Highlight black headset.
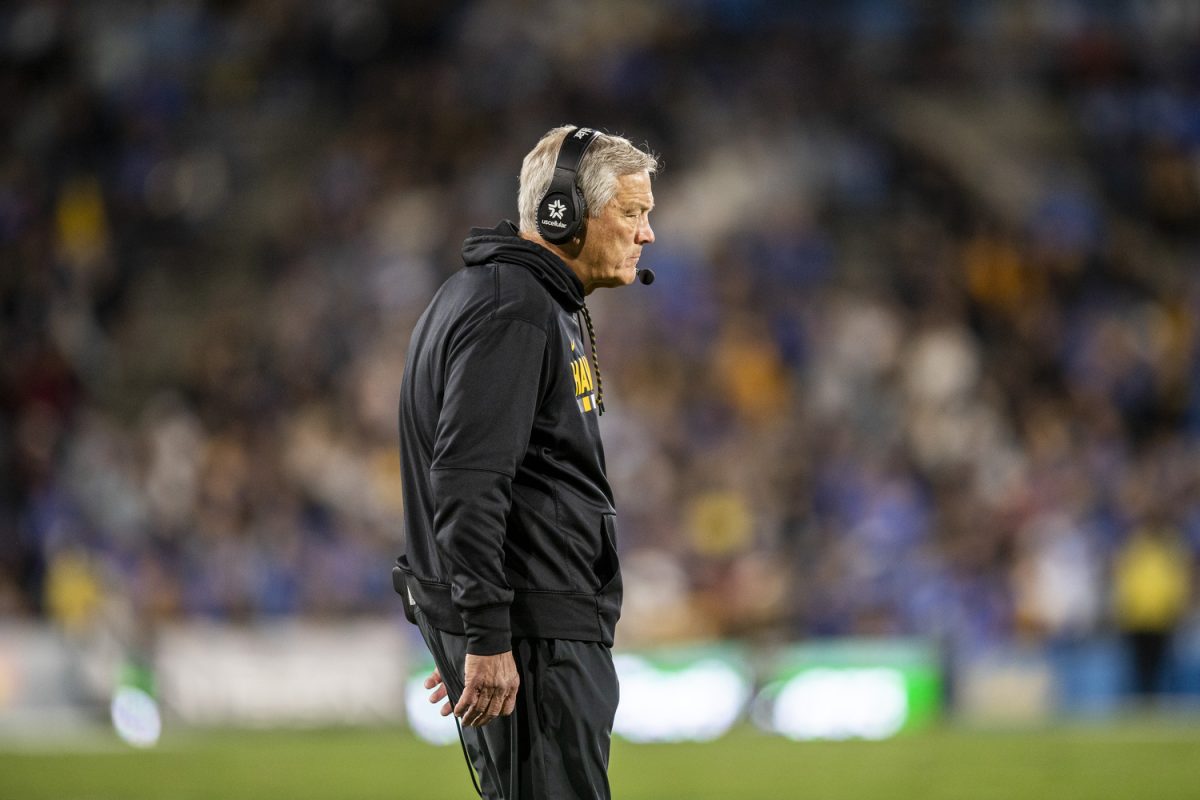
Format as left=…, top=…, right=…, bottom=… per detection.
left=536, top=126, right=601, bottom=244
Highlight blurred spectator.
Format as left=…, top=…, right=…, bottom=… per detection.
left=1113, top=520, right=1192, bottom=696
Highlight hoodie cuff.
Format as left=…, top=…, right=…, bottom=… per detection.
left=462, top=604, right=512, bottom=655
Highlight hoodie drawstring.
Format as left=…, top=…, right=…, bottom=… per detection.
left=579, top=303, right=605, bottom=416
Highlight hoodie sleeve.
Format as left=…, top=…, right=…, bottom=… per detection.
left=430, top=314, right=547, bottom=655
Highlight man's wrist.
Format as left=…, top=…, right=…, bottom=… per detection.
left=461, top=603, right=512, bottom=655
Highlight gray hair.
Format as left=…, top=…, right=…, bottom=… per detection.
left=518, top=125, right=659, bottom=236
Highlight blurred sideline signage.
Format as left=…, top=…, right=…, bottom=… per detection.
left=955, top=646, right=1054, bottom=723
left=0, top=624, right=96, bottom=735
left=612, top=644, right=753, bottom=743
left=156, top=621, right=407, bottom=726
left=1, top=624, right=941, bottom=740
left=753, top=639, right=942, bottom=740
left=27, top=624, right=1200, bottom=740
left=408, top=639, right=940, bottom=746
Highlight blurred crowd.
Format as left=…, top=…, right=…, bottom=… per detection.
left=2, top=1, right=1199, bottom=682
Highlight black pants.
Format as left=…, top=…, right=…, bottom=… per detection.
left=1127, top=630, right=1170, bottom=696
left=419, top=618, right=619, bottom=800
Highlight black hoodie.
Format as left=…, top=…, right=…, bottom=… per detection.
left=394, top=221, right=621, bottom=655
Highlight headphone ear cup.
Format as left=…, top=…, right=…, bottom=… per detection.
left=570, top=183, right=587, bottom=238
left=537, top=190, right=576, bottom=243
left=535, top=126, right=599, bottom=244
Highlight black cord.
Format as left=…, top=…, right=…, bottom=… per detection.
left=508, top=712, right=518, bottom=799
left=579, top=303, right=605, bottom=415
left=453, top=715, right=484, bottom=797
left=414, top=609, right=490, bottom=797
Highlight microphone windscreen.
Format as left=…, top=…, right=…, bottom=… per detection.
left=638, top=267, right=656, bottom=285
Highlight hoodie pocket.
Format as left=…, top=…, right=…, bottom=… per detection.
left=597, top=513, right=620, bottom=588
left=505, top=482, right=565, bottom=589
left=595, top=513, right=623, bottom=637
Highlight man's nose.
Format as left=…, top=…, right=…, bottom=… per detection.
left=636, top=219, right=654, bottom=245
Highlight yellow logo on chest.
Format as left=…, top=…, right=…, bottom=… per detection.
left=570, top=342, right=596, bottom=413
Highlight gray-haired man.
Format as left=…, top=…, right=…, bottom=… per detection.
left=394, top=125, right=657, bottom=798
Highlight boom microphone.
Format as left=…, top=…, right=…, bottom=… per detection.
left=635, top=267, right=656, bottom=285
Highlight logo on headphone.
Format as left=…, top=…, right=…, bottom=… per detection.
left=547, top=199, right=567, bottom=220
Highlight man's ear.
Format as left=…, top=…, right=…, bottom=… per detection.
left=562, top=216, right=587, bottom=257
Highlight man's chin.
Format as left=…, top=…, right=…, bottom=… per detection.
left=598, top=269, right=636, bottom=289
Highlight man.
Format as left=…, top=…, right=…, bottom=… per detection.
left=1113, top=519, right=1192, bottom=697
left=394, top=125, right=657, bottom=799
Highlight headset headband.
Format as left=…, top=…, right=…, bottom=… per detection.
left=556, top=127, right=600, bottom=176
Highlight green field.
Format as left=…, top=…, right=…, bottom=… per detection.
left=3, top=722, right=1200, bottom=799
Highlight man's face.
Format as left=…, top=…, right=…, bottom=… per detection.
left=577, top=171, right=655, bottom=293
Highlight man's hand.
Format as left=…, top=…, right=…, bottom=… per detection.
left=424, top=651, right=520, bottom=728
left=424, top=669, right=453, bottom=717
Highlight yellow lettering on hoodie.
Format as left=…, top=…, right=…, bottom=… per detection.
left=569, top=342, right=597, bottom=414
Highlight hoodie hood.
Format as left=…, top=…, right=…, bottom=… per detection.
left=461, top=220, right=585, bottom=311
